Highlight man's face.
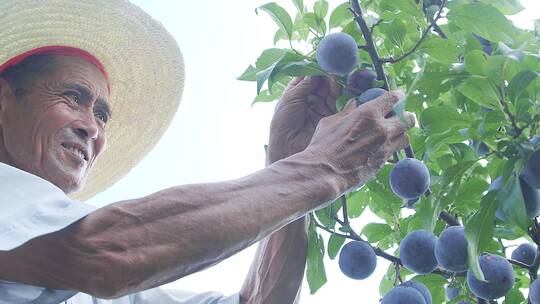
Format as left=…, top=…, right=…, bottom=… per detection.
left=0, top=55, right=110, bottom=194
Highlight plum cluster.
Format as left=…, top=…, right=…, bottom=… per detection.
left=316, top=32, right=385, bottom=106
left=393, top=226, right=516, bottom=301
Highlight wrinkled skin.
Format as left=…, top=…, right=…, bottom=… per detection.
left=0, top=55, right=110, bottom=194
left=267, top=76, right=341, bottom=164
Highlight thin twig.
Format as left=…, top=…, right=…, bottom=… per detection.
left=380, top=0, right=447, bottom=64
left=370, top=19, right=383, bottom=33
left=348, top=0, right=389, bottom=90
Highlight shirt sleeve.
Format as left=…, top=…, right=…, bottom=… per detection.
left=0, top=162, right=97, bottom=251
left=126, top=287, right=240, bottom=304
left=64, top=287, right=240, bottom=304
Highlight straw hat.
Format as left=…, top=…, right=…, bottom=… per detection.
left=0, top=0, right=185, bottom=201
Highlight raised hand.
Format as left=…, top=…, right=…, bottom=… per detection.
left=266, top=76, right=341, bottom=164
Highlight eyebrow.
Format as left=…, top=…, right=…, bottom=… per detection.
left=61, top=83, right=112, bottom=119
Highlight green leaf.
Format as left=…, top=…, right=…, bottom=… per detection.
left=256, top=62, right=279, bottom=94
left=303, top=12, right=326, bottom=35
left=447, top=2, right=515, bottom=44
left=280, top=61, right=326, bottom=77
left=378, top=19, right=407, bottom=48
left=507, top=70, right=539, bottom=103
left=314, top=0, right=329, bottom=20
left=465, top=192, right=497, bottom=281
left=497, top=173, right=528, bottom=231
left=329, top=2, right=352, bottom=29
left=362, top=223, right=393, bottom=243
left=411, top=275, right=447, bottom=304
left=420, top=106, right=472, bottom=135
left=345, top=189, right=369, bottom=218
left=307, top=216, right=327, bottom=294
left=478, top=0, right=525, bottom=15
left=256, top=3, right=294, bottom=41
left=256, top=48, right=287, bottom=70
left=292, top=0, right=304, bottom=13
left=418, top=36, right=462, bottom=64
left=315, top=199, right=341, bottom=229
left=464, top=50, right=488, bottom=75
left=238, top=65, right=257, bottom=81
left=327, top=233, right=346, bottom=260
left=457, top=77, right=500, bottom=108
left=503, top=286, right=526, bottom=303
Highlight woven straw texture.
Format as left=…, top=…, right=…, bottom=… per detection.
left=0, top=0, right=185, bottom=201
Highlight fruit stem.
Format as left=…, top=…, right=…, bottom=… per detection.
left=340, top=195, right=350, bottom=226
left=527, top=219, right=540, bottom=280
left=439, top=211, right=460, bottom=226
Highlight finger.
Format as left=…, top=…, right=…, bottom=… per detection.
left=286, top=76, right=306, bottom=90
left=368, top=91, right=405, bottom=117
left=385, top=112, right=416, bottom=138
left=341, top=98, right=357, bottom=113
left=293, top=76, right=323, bottom=92
left=386, top=134, right=410, bottom=154
left=325, top=77, right=342, bottom=113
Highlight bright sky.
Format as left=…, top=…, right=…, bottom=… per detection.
left=86, top=1, right=539, bottom=302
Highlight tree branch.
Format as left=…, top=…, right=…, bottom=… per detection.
left=348, top=0, right=388, bottom=91
left=380, top=0, right=447, bottom=64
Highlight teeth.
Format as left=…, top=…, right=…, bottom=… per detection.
left=63, top=144, right=86, bottom=161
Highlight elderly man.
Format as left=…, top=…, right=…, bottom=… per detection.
left=0, top=0, right=414, bottom=303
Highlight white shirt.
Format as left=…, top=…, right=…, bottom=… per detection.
left=0, top=162, right=240, bottom=304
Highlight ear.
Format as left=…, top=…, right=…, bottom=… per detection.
left=0, top=77, right=16, bottom=125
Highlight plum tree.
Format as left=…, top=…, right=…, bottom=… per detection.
left=390, top=158, right=430, bottom=200
left=435, top=226, right=468, bottom=272
left=399, top=230, right=438, bottom=274
left=316, top=32, right=358, bottom=76
left=243, top=0, right=540, bottom=301
left=466, top=254, right=515, bottom=300
left=530, top=279, right=540, bottom=304
left=399, top=280, right=432, bottom=304
left=470, top=140, right=489, bottom=156
left=338, top=241, right=377, bottom=280
left=347, top=69, right=376, bottom=95
left=522, top=150, right=540, bottom=189
left=381, top=286, right=426, bottom=304
left=489, top=176, right=540, bottom=220
left=511, top=243, right=537, bottom=265
left=356, top=87, right=387, bottom=106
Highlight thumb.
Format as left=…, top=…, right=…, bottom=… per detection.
left=291, top=76, right=323, bottom=93
left=341, top=98, right=357, bottom=113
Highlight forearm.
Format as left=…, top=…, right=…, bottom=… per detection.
left=0, top=151, right=346, bottom=298
left=239, top=217, right=307, bottom=304
left=239, top=144, right=311, bottom=304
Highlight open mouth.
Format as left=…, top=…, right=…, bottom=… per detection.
left=61, top=143, right=89, bottom=162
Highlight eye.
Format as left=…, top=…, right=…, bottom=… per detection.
left=64, top=91, right=81, bottom=104
left=94, top=110, right=109, bottom=125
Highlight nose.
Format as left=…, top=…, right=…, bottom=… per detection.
left=73, top=115, right=100, bottom=141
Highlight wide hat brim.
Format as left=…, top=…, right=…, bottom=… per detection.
left=0, top=0, right=185, bottom=201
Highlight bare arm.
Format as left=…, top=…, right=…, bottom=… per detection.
left=0, top=90, right=413, bottom=299
left=0, top=151, right=346, bottom=299
left=240, top=77, right=341, bottom=304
